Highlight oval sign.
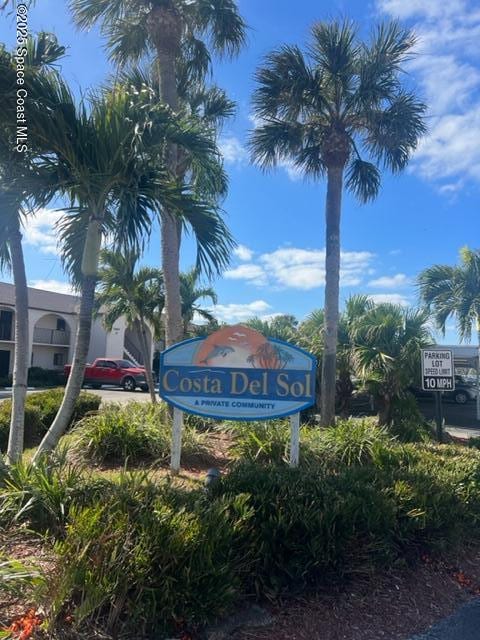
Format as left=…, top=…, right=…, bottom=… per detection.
left=159, top=325, right=316, bottom=420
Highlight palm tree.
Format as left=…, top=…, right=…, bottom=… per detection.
left=0, top=34, right=66, bottom=463
left=249, top=21, right=426, bottom=426
left=0, top=57, right=231, bottom=458
left=418, top=247, right=480, bottom=419
left=336, top=295, right=375, bottom=416
left=245, top=315, right=298, bottom=342
left=351, top=303, right=431, bottom=425
left=69, top=0, right=246, bottom=348
left=180, top=268, right=217, bottom=337
left=96, top=249, right=164, bottom=403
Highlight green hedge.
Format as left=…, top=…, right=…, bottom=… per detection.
left=0, top=368, right=65, bottom=389
left=0, top=389, right=101, bottom=450
left=2, top=424, right=480, bottom=636
left=72, top=402, right=211, bottom=465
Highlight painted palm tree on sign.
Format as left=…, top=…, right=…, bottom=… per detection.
left=96, top=250, right=163, bottom=403
left=70, top=0, right=246, bottom=348
left=418, top=247, right=480, bottom=419
left=249, top=21, right=426, bottom=426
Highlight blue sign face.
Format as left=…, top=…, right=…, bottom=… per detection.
left=159, top=325, right=316, bottom=420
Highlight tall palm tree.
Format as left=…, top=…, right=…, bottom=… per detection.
left=351, top=303, right=431, bottom=425
left=70, top=0, right=246, bottom=348
left=96, top=249, right=163, bottom=403
left=249, top=21, right=426, bottom=426
left=0, top=34, right=66, bottom=463
left=418, top=247, right=480, bottom=419
left=0, top=58, right=231, bottom=458
left=180, top=268, right=217, bottom=337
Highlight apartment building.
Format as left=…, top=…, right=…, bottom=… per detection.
left=0, top=282, right=154, bottom=377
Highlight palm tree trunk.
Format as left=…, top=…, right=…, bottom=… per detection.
left=320, top=166, right=343, bottom=427
left=477, top=323, right=480, bottom=421
left=136, top=317, right=157, bottom=404
left=33, top=217, right=102, bottom=460
left=377, top=394, right=392, bottom=426
left=6, top=226, right=29, bottom=464
left=151, top=9, right=184, bottom=349
left=161, top=211, right=184, bottom=347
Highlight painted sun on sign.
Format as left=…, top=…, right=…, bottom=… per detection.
left=195, top=326, right=294, bottom=369
left=159, top=324, right=316, bottom=421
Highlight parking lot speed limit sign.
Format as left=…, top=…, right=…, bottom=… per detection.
left=421, top=349, right=455, bottom=391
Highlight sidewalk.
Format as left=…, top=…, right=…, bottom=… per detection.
left=411, top=599, right=480, bottom=639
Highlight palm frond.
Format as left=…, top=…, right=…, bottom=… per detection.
left=345, top=158, right=381, bottom=202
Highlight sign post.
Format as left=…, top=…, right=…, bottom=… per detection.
left=421, top=349, right=455, bottom=443
left=289, top=413, right=300, bottom=467
left=170, top=407, right=183, bottom=474
left=159, top=325, right=316, bottom=472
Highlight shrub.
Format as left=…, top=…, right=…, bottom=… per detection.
left=227, top=417, right=392, bottom=467
left=306, top=418, right=390, bottom=466
left=226, top=419, right=292, bottom=463
left=0, top=374, right=12, bottom=388
left=4, top=438, right=480, bottom=635
left=389, top=394, right=433, bottom=443
left=0, top=453, right=109, bottom=535
left=0, top=389, right=101, bottom=451
left=49, top=476, right=252, bottom=634
left=72, top=402, right=211, bottom=465
left=27, top=367, right=65, bottom=388
left=0, top=403, right=44, bottom=449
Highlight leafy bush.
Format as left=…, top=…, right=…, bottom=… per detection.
left=0, top=389, right=101, bottom=451
left=48, top=475, right=252, bottom=634
left=0, top=374, right=12, bottom=388
left=0, top=454, right=108, bottom=535
left=227, top=417, right=391, bottom=467
left=390, top=394, right=433, bottom=442
left=0, top=403, right=44, bottom=449
left=27, top=367, right=65, bottom=388
left=72, top=402, right=211, bottom=465
left=226, top=419, right=292, bottom=463
left=3, top=437, right=480, bottom=635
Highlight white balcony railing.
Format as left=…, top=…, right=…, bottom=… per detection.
left=33, top=327, right=70, bottom=345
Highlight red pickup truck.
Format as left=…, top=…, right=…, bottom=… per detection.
left=64, top=358, right=149, bottom=392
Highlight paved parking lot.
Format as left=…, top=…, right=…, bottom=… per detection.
left=86, top=386, right=152, bottom=405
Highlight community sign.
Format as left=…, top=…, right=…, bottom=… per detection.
left=421, top=348, right=455, bottom=391
left=159, top=325, right=316, bottom=420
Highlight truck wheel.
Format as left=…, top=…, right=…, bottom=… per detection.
left=123, top=377, right=136, bottom=392
left=454, top=390, right=468, bottom=404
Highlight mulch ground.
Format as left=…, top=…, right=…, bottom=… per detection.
left=232, top=547, right=480, bottom=640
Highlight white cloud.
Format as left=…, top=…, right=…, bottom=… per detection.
left=29, top=279, right=75, bottom=295
left=233, top=244, right=254, bottom=261
left=379, top=0, right=465, bottom=21
left=259, top=248, right=375, bottom=290
left=211, top=300, right=272, bottom=323
left=378, top=0, right=480, bottom=188
left=23, top=208, right=62, bottom=255
left=219, top=135, right=248, bottom=165
left=368, top=293, right=410, bottom=307
left=368, top=273, right=410, bottom=288
left=224, top=263, right=267, bottom=285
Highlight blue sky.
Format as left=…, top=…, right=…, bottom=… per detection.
left=1, top=0, right=479, bottom=343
